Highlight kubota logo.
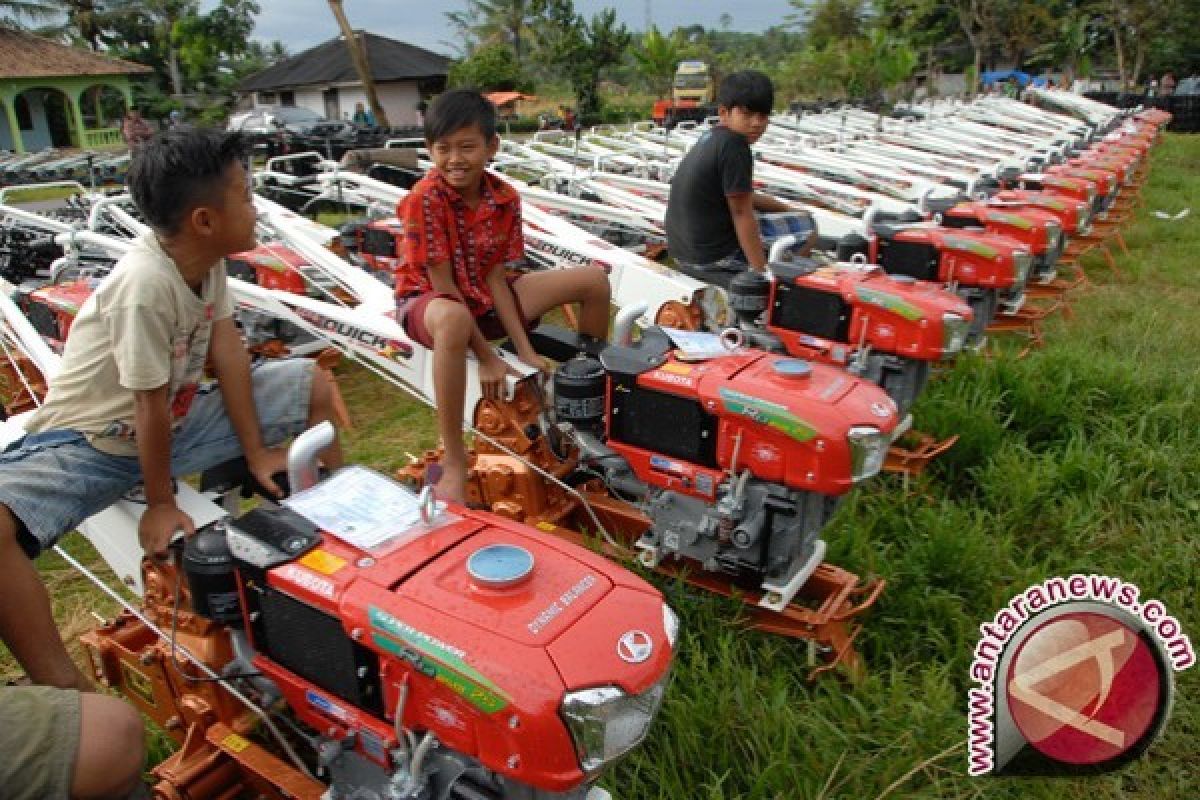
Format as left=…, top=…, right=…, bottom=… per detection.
left=617, top=630, right=654, bottom=664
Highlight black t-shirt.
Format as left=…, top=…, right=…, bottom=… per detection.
left=665, top=126, right=754, bottom=265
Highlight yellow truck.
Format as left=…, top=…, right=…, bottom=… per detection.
left=653, top=61, right=718, bottom=127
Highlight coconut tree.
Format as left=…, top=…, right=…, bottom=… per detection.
left=327, top=0, right=389, bottom=127
left=631, top=26, right=681, bottom=100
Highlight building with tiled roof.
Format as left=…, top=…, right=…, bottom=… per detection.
left=236, top=32, right=449, bottom=127
left=0, top=27, right=152, bottom=153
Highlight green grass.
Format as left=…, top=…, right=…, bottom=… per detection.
left=4, top=135, right=1198, bottom=798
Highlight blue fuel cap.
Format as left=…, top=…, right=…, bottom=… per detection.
left=773, top=358, right=813, bottom=378
left=467, top=544, right=534, bottom=588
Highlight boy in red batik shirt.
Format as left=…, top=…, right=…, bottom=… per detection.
left=395, top=90, right=611, bottom=503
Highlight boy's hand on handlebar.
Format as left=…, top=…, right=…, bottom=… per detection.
left=247, top=446, right=289, bottom=498
left=516, top=346, right=552, bottom=375
left=478, top=354, right=509, bottom=401
left=139, top=503, right=195, bottom=561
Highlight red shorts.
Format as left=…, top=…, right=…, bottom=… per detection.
left=397, top=275, right=540, bottom=349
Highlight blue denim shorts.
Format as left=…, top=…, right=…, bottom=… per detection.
left=0, top=358, right=314, bottom=558
left=681, top=211, right=817, bottom=272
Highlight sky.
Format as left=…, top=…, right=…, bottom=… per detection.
left=199, top=0, right=791, bottom=57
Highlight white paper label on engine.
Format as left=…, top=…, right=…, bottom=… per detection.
left=284, top=465, right=451, bottom=550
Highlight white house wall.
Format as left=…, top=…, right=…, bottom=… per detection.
left=252, top=81, right=422, bottom=126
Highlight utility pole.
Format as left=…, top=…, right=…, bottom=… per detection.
left=327, top=0, right=391, bottom=127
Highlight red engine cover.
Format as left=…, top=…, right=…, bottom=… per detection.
left=941, top=203, right=1060, bottom=256
left=607, top=350, right=899, bottom=498
left=988, top=190, right=1089, bottom=234
left=871, top=226, right=1027, bottom=289
left=28, top=279, right=93, bottom=351
left=250, top=509, right=672, bottom=793
left=229, top=244, right=310, bottom=294
left=765, top=264, right=972, bottom=366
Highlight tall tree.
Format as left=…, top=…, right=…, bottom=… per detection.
left=537, top=0, right=630, bottom=117
left=788, top=0, right=868, bottom=49
left=946, top=0, right=998, bottom=94
left=1100, top=0, right=1178, bottom=89
left=456, top=0, right=540, bottom=68
left=327, top=0, right=389, bottom=126
left=631, top=25, right=681, bottom=99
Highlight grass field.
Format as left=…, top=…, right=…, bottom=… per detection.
left=3, top=133, right=1197, bottom=799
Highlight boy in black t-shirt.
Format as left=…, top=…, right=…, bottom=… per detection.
left=665, top=71, right=815, bottom=276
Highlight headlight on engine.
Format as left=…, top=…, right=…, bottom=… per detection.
left=1012, top=251, right=1033, bottom=284
left=847, top=425, right=889, bottom=482
left=561, top=674, right=670, bottom=775
left=1044, top=221, right=1062, bottom=252
left=1076, top=204, right=1090, bottom=233
left=662, top=603, right=679, bottom=648
left=941, top=312, right=970, bottom=357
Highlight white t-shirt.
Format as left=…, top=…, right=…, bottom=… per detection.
left=27, top=233, right=234, bottom=456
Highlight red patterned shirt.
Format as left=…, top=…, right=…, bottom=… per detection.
left=394, top=168, right=524, bottom=317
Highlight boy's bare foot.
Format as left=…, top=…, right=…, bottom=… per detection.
left=431, top=461, right=468, bottom=505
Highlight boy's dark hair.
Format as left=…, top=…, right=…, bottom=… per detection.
left=127, top=128, right=248, bottom=234
left=424, top=89, right=496, bottom=143
left=718, top=71, right=775, bottom=115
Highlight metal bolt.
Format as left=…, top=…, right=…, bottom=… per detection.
left=351, top=627, right=363, bottom=640
left=507, top=754, right=520, bottom=769
left=357, top=557, right=375, bottom=568
left=508, top=715, right=520, bottom=730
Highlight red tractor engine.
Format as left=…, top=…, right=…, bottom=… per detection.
left=724, top=261, right=972, bottom=416
left=936, top=202, right=1065, bottom=284
left=988, top=191, right=1092, bottom=236
left=1043, top=164, right=1119, bottom=211
left=836, top=223, right=1032, bottom=344
left=1014, top=173, right=1100, bottom=216
left=15, top=278, right=91, bottom=353
left=1070, top=150, right=1138, bottom=185
left=529, top=326, right=899, bottom=609
left=348, top=217, right=405, bottom=276
left=83, top=467, right=674, bottom=800
left=227, top=244, right=311, bottom=294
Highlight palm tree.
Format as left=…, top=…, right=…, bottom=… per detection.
left=467, top=0, right=539, bottom=68
left=631, top=26, right=681, bottom=100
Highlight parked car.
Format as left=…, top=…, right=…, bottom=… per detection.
left=227, top=106, right=326, bottom=136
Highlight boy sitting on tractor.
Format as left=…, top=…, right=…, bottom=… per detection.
left=0, top=129, right=343, bottom=797
left=665, top=70, right=816, bottom=276
left=394, top=89, right=611, bottom=504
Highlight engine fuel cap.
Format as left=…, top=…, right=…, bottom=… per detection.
left=773, top=358, right=813, bottom=379
left=467, top=544, right=534, bottom=589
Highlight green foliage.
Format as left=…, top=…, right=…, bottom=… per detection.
left=787, top=0, right=869, bottom=49
left=534, top=0, right=630, bottom=117
left=631, top=26, right=681, bottom=100
left=448, top=42, right=525, bottom=91
left=780, top=25, right=918, bottom=103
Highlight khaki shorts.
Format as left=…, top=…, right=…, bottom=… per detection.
left=0, top=685, right=80, bottom=799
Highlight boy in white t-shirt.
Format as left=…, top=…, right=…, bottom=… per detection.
left=0, top=129, right=343, bottom=797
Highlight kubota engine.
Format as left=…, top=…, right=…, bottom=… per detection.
left=836, top=219, right=1033, bottom=343
left=530, top=327, right=899, bottom=609
left=84, top=465, right=675, bottom=800
left=724, top=261, right=972, bottom=416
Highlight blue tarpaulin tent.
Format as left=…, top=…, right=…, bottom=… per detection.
left=981, top=70, right=1050, bottom=88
